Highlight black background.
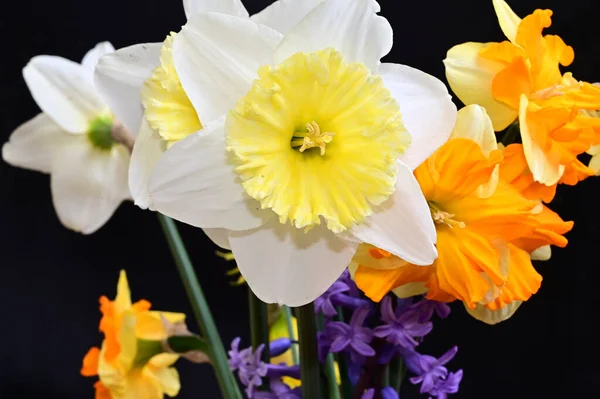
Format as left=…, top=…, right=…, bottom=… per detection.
left=1, top=0, right=599, bottom=398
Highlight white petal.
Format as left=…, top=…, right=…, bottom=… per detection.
left=173, top=13, right=282, bottom=124
left=148, top=118, right=269, bottom=231
left=465, top=301, right=523, bottom=325
left=530, top=245, right=551, bottom=261
left=23, top=56, right=107, bottom=133
left=183, top=0, right=249, bottom=20
left=274, top=0, right=392, bottom=72
left=128, top=116, right=165, bottom=210
left=2, top=113, right=71, bottom=173
left=379, top=63, right=457, bottom=170
left=350, top=161, right=437, bottom=266
left=51, top=139, right=130, bottom=234
left=492, top=0, right=521, bottom=43
left=229, top=220, right=358, bottom=306
left=203, top=228, right=231, bottom=250
left=251, top=0, right=325, bottom=35
left=81, top=42, right=115, bottom=73
left=94, top=43, right=162, bottom=134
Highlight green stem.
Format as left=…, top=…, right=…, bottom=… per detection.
left=381, top=362, right=390, bottom=388
left=389, top=356, right=406, bottom=393
left=296, top=304, right=321, bottom=399
left=283, top=306, right=300, bottom=364
left=157, top=214, right=242, bottom=399
left=249, top=288, right=270, bottom=364
left=335, top=308, right=354, bottom=398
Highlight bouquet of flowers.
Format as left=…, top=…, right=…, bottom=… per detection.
left=4, top=0, right=598, bottom=397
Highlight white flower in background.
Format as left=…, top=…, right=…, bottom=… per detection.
left=124, top=0, right=457, bottom=306
left=2, top=42, right=131, bottom=234
left=94, top=0, right=326, bottom=249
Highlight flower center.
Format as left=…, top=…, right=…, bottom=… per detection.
left=87, top=115, right=116, bottom=150
left=142, top=32, right=202, bottom=147
left=226, top=48, right=410, bottom=233
left=290, top=121, right=336, bottom=155
left=429, top=202, right=465, bottom=229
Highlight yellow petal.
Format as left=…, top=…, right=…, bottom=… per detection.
left=148, top=367, right=180, bottom=397
left=148, top=353, right=180, bottom=369
left=97, top=343, right=126, bottom=394
left=464, top=300, right=522, bottom=325
left=492, top=0, right=521, bottom=43
left=118, top=310, right=138, bottom=372
left=519, top=95, right=565, bottom=185
left=115, top=270, right=132, bottom=314
left=450, top=105, right=499, bottom=198
left=135, top=311, right=186, bottom=341
left=444, top=42, right=518, bottom=131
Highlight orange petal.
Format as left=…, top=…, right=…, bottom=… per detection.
left=512, top=204, right=573, bottom=252
left=354, top=263, right=432, bottom=302
left=94, top=381, right=112, bottom=399
left=486, top=245, right=542, bottom=310
left=491, top=56, right=533, bottom=109
left=499, top=144, right=558, bottom=202
left=433, top=230, right=492, bottom=308
left=81, top=347, right=101, bottom=377
left=420, top=138, right=502, bottom=203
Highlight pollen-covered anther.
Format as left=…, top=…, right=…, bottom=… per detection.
left=431, top=209, right=466, bottom=229
left=291, top=121, right=336, bottom=156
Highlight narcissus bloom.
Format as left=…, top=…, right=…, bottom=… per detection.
left=351, top=105, right=573, bottom=324
left=2, top=42, right=131, bottom=234
left=444, top=0, right=600, bottom=195
left=94, top=0, right=326, bottom=249
left=138, top=0, right=456, bottom=305
left=81, top=271, right=186, bottom=399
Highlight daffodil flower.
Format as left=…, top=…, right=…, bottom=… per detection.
left=351, top=105, right=572, bottom=324
left=81, top=271, right=189, bottom=399
left=444, top=0, right=600, bottom=192
left=2, top=42, right=131, bottom=234
left=133, top=0, right=456, bottom=306
left=94, top=0, right=327, bottom=248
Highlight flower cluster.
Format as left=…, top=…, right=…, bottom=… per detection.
left=317, top=271, right=462, bottom=398
left=229, top=338, right=301, bottom=398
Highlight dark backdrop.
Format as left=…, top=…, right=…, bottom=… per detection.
left=1, top=0, right=599, bottom=398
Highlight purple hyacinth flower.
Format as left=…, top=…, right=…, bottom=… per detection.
left=253, top=379, right=302, bottom=399
left=411, top=299, right=451, bottom=323
left=406, top=346, right=459, bottom=394
left=238, top=344, right=269, bottom=397
left=361, top=388, right=375, bottom=399
left=317, top=330, right=332, bottom=363
left=361, top=387, right=399, bottom=399
left=381, top=386, right=400, bottom=399
left=315, top=280, right=350, bottom=317
left=374, top=296, right=433, bottom=348
left=428, top=370, right=463, bottom=399
left=229, top=337, right=252, bottom=371
left=269, top=338, right=294, bottom=358
left=338, top=268, right=362, bottom=297
left=325, top=306, right=375, bottom=364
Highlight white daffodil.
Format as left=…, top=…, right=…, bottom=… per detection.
left=94, top=0, right=325, bottom=249
left=133, top=0, right=457, bottom=306
left=93, top=0, right=325, bottom=210
left=2, top=42, right=131, bottom=234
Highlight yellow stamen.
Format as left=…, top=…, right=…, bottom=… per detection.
left=429, top=203, right=466, bottom=229
left=291, top=121, right=336, bottom=156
